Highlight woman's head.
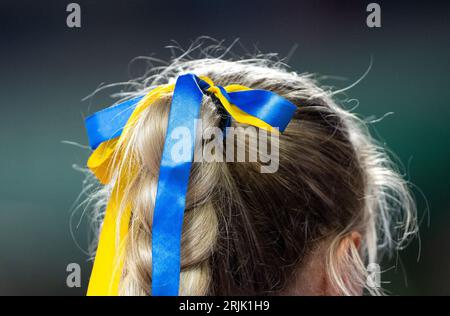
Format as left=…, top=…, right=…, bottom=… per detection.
left=87, top=57, right=416, bottom=296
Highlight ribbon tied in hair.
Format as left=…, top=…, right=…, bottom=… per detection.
left=85, top=74, right=297, bottom=296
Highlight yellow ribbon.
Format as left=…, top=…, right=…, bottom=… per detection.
left=86, top=77, right=273, bottom=295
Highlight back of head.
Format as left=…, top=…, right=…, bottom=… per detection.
left=88, top=57, right=416, bottom=296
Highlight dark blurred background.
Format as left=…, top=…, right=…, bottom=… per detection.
left=0, top=0, right=448, bottom=295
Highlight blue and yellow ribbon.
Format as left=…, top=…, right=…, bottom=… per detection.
left=85, top=74, right=297, bottom=296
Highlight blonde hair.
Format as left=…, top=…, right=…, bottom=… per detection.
left=85, top=53, right=416, bottom=296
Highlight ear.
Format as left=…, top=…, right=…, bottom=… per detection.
left=331, top=231, right=363, bottom=295
left=336, top=232, right=362, bottom=256
left=348, top=231, right=362, bottom=250
left=283, top=232, right=363, bottom=296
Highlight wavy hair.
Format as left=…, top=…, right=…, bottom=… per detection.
left=82, top=43, right=416, bottom=296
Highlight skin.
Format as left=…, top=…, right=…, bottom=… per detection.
left=285, top=232, right=362, bottom=296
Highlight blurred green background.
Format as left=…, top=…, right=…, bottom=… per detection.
left=0, top=0, right=448, bottom=295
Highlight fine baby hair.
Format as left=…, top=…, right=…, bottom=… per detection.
left=82, top=45, right=416, bottom=296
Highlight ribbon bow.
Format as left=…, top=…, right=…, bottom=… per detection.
left=85, top=74, right=297, bottom=296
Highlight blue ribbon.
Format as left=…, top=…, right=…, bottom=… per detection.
left=85, top=78, right=296, bottom=150
left=85, top=74, right=297, bottom=296
left=85, top=95, right=144, bottom=150
left=151, top=74, right=204, bottom=295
